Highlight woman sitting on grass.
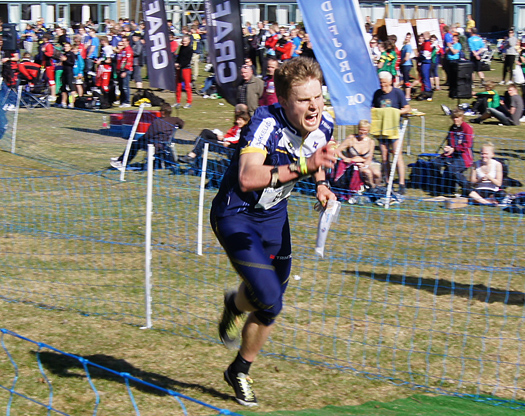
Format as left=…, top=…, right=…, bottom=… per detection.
left=334, top=119, right=381, bottom=190
left=469, top=142, right=506, bottom=205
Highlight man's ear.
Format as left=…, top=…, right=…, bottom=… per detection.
left=278, top=96, right=287, bottom=110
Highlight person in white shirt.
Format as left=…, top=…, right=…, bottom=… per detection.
left=469, top=142, right=505, bottom=205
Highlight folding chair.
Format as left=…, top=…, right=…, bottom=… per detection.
left=18, top=61, right=50, bottom=109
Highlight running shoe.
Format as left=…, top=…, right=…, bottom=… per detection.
left=441, top=104, right=452, bottom=116
left=224, top=366, right=258, bottom=406
left=218, top=290, right=243, bottom=349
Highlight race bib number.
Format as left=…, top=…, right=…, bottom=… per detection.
left=255, top=181, right=296, bottom=210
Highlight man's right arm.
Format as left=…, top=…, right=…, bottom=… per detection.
left=238, top=145, right=336, bottom=193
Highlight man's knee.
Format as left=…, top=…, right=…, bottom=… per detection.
left=253, top=298, right=283, bottom=326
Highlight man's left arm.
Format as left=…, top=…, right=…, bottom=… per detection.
left=313, top=169, right=336, bottom=207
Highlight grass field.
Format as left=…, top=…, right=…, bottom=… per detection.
left=1, top=58, right=525, bottom=415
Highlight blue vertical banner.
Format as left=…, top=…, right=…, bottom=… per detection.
left=204, top=0, right=244, bottom=106
left=297, top=0, right=379, bottom=125
left=142, top=0, right=176, bottom=91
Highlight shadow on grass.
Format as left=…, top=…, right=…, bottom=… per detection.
left=34, top=351, right=231, bottom=402
left=66, top=127, right=124, bottom=137
left=344, top=271, right=525, bottom=305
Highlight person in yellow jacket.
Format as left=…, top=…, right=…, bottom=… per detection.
left=190, top=26, right=202, bottom=83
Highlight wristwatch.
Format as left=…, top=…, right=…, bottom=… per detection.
left=289, top=162, right=300, bottom=173
left=315, top=180, right=331, bottom=191
left=270, top=166, right=280, bottom=188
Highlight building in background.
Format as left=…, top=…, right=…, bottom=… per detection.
left=0, top=0, right=519, bottom=37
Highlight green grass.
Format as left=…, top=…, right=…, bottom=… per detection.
left=1, top=58, right=525, bottom=415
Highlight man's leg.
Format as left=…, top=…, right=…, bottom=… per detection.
left=391, top=139, right=406, bottom=192
left=445, top=157, right=469, bottom=195
left=379, top=139, right=390, bottom=183
left=240, top=312, right=273, bottom=362
left=428, top=157, right=447, bottom=195
left=213, top=214, right=290, bottom=406
left=487, top=108, right=512, bottom=125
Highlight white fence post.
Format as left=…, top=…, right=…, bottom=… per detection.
left=385, top=118, right=409, bottom=209
left=11, top=85, right=22, bottom=154
left=142, top=144, right=154, bottom=329
left=197, top=143, right=209, bottom=256
left=120, top=103, right=145, bottom=181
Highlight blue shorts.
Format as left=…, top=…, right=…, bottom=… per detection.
left=210, top=211, right=291, bottom=326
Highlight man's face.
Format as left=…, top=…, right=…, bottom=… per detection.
left=380, top=78, right=392, bottom=92
left=182, top=37, right=190, bottom=46
left=452, top=115, right=463, bottom=126
left=267, top=61, right=278, bottom=76
left=279, top=78, right=324, bottom=138
left=509, top=87, right=517, bottom=96
left=241, top=66, right=253, bottom=81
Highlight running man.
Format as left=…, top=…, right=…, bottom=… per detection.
left=210, top=57, right=337, bottom=406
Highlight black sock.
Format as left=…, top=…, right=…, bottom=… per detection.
left=226, top=293, right=243, bottom=316
left=230, top=352, right=252, bottom=375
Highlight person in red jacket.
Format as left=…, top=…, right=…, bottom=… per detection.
left=41, top=33, right=56, bottom=101
left=96, top=55, right=113, bottom=107
left=275, top=33, right=294, bottom=61
left=428, top=108, right=474, bottom=196
left=116, top=37, right=134, bottom=107
left=264, top=23, right=279, bottom=58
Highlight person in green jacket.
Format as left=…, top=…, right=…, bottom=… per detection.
left=377, top=40, right=397, bottom=82
left=472, top=81, right=500, bottom=114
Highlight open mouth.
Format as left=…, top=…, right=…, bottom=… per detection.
left=305, top=113, right=318, bottom=126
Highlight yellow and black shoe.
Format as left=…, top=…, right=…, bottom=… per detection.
left=224, top=366, right=258, bottom=406
left=218, top=290, right=243, bottom=349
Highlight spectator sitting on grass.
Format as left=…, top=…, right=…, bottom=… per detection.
left=427, top=108, right=473, bottom=196
left=468, top=142, right=506, bottom=206
left=470, top=84, right=523, bottom=125
left=178, top=104, right=250, bottom=164
left=334, top=119, right=381, bottom=189
left=470, top=81, right=500, bottom=115
left=110, top=103, right=184, bottom=170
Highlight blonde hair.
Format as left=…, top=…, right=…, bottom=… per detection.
left=274, top=57, right=323, bottom=101
left=481, top=142, right=495, bottom=153
left=358, top=120, right=370, bottom=129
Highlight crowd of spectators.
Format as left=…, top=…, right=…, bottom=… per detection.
left=0, top=16, right=207, bottom=110
left=0, top=15, right=523, bottom=203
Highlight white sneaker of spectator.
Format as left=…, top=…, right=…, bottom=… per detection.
left=110, top=159, right=124, bottom=170
left=520, top=116, right=525, bottom=123
left=202, top=95, right=210, bottom=99
left=119, top=103, right=131, bottom=108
